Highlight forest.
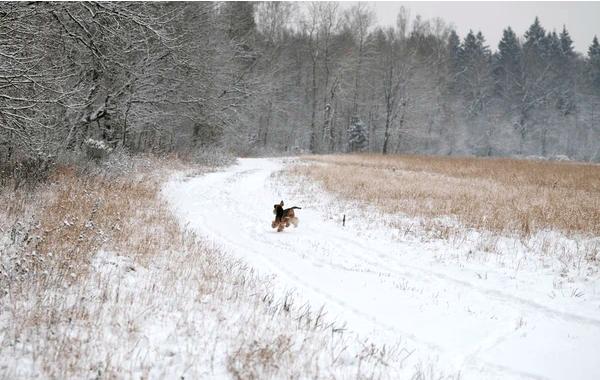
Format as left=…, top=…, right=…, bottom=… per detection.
left=2, top=1, right=600, bottom=182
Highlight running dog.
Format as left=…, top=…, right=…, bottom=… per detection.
left=272, top=200, right=301, bottom=232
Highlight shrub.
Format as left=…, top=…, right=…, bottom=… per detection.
left=84, top=138, right=112, bottom=161
left=0, top=154, right=55, bottom=190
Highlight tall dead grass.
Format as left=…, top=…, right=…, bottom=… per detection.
left=0, top=156, right=187, bottom=291
left=293, top=154, right=600, bottom=237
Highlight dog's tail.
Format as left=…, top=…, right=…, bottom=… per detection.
left=289, top=206, right=302, bottom=210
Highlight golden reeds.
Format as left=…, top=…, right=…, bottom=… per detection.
left=293, top=154, right=600, bottom=237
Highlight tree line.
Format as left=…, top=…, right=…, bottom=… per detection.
left=1, top=2, right=600, bottom=168
left=247, top=3, right=600, bottom=160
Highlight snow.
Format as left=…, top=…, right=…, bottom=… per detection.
left=165, top=157, right=600, bottom=380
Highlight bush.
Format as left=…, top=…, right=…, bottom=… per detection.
left=348, top=117, right=369, bottom=152
left=0, top=154, right=55, bottom=190
left=84, top=138, right=112, bottom=161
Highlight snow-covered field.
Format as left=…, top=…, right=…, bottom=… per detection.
left=165, top=157, right=600, bottom=380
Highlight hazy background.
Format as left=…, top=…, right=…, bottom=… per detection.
left=343, top=1, right=600, bottom=53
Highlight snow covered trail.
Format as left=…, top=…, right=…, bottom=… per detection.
left=165, top=158, right=600, bottom=380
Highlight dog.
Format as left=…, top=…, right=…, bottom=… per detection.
left=272, top=200, right=301, bottom=232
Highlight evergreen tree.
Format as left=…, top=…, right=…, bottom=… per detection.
left=497, top=27, right=521, bottom=69
left=495, top=27, right=522, bottom=98
left=447, top=30, right=462, bottom=73
left=546, top=30, right=561, bottom=60
left=524, top=17, right=546, bottom=49
left=347, top=116, right=368, bottom=152
left=589, top=36, right=600, bottom=92
left=521, top=17, right=552, bottom=97
left=460, top=30, right=493, bottom=115
left=476, top=31, right=491, bottom=56
left=446, top=30, right=462, bottom=92
left=559, top=25, right=575, bottom=57
left=461, top=30, right=479, bottom=61
left=521, top=19, right=559, bottom=155
left=553, top=27, right=576, bottom=115
left=589, top=36, right=600, bottom=58
left=524, top=17, right=548, bottom=62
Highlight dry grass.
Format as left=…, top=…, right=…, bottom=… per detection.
left=0, top=156, right=187, bottom=291
left=0, top=155, right=431, bottom=379
left=293, top=154, right=600, bottom=238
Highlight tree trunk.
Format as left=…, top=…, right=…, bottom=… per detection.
left=394, top=109, right=406, bottom=153
left=323, top=105, right=331, bottom=152
left=310, top=56, right=318, bottom=153
left=382, top=112, right=391, bottom=154
left=541, top=127, right=547, bottom=156
left=263, top=99, right=273, bottom=147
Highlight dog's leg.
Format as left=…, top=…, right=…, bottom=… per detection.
left=291, top=217, right=299, bottom=227
left=277, top=222, right=285, bottom=232
left=271, top=220, right=277, bottom=229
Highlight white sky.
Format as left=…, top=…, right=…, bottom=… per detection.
left=338, top=1, right=600, bottom=54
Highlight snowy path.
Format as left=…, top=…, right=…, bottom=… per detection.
left=165, top=158, right=600, bottom=380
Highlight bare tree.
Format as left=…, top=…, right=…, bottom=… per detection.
left=374, top=8, right=415, bottom=154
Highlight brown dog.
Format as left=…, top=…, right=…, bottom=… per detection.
left=272, top=200, right=301, bottom=232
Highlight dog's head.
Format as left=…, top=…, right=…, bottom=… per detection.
left=273, top=200, right=284, bottom=218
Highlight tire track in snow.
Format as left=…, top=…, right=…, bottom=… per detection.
left=179, top=203, right=547, bottom=380
left=219, top=164, right=600, bottom=329
left=303, top=224, right=600, bottom=328
left=172, top=171, right=445, bottom=353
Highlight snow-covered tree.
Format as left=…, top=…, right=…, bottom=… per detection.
left=458, top=30, right=493, bottom=118
left=495, top=27, right=522, bottom=97
left=589, top=36, right=600, bottom=93
left=348, top=116, right=368, bottom=152
left=446, top=30, right=463, bottom=92
left=560, top=26, right=575, bottom=57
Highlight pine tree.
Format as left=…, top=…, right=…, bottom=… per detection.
left=348, top=116, right=368, bottom=152
left=522, top=17, right=552, bottom=92
left=447, top=30, right=462, bottom=72
left=521, top=18, right=560, bottom=156
left=546, top=30, right=561, bottom=60
left=495, top=27, right=522, bottom=98
left=461, top=30, right=479, bottom=61
left=553, top=27, right=576, bottom=115
left=589, top=36, right=600, bottom=92
left=460, top=30, right=493, bottom=115
left=524, top=17, right=548, bottom=58
left=497, top=27, right=521, bottom=69
left=447, top=30, right=462, bottom=92
left=475, top=31, right=491, bottom=57
left=559, top=25, right=575, bottom=58
left=590, top=36, right=600, bottom=58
